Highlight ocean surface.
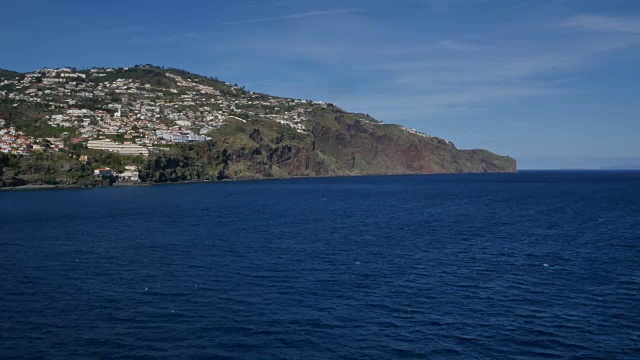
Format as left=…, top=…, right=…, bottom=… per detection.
left=1, top=171, right=639, bottom=359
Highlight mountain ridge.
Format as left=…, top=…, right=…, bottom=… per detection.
left=0, top=65, right=516, bottom=187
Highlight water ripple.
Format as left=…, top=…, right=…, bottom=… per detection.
left=1, top=172, right=639, bottom=358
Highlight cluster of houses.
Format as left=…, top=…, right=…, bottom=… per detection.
left=0, top=123, right=66, bottom=155
left=0, top=66, right=323, bottom=183
left=398, top=126, right=431, bottom=139
left=0, top=126, right=36, bottom=155
left=1, top=66, right=320, bottom=159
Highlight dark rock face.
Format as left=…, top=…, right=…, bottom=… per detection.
left=136, top=121, right=515, bottom=183
left=211, top=114, right=516, bottom=179
left=133, top=106, right=516, bottom=183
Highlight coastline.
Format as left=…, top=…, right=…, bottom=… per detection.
left=0, top=182, right=151, bottom=191
left=0, top=170, right=521, bottom=191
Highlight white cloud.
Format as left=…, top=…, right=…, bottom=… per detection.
left=242, top=79, right=276, bottom=87
left=435, top=40, right=478, bottom=51
left=562, top=14, right=640, bottom=33
left=221, top=9, right=362, bottom=25
left=131, top=32, right=206, bottom=45
left=329, top=85, right=564, bottom=118
left=241, top=0, right=326, bottom=9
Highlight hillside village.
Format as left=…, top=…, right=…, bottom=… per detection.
left=0, top=65, right=437, bottom=160
left=0, top=66, right=334, bottom=158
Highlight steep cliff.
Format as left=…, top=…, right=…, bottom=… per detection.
left=210, top=108, right=515, bottom=178
left=138, top=112, right=515, bottom=183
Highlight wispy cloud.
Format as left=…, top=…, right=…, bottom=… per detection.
left=242, top=79, right=276, bottom=87
left=74, top=26, right=154, bottom=39
left=241, top=0, right=326, bottom=9
left=127, top=7, right=640, bottom=122
left=387, top=37, right=640, bottom=90
left=435, top=39, right=479, bottom=51
left=214, top=39, right=611, bottom=117
left=131, top=32, right=206, bottom=45
left=330, top=85, right=565, bottom=119
left=561, top=14, right=640, bottom=33
left=221, top=9, right=362, bottom=25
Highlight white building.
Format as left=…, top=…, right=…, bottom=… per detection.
left=156, top=130, right=210, bottom=143
left=87, top=139, right=150, bottom=156
left=118, top=169, right=139, bottom=181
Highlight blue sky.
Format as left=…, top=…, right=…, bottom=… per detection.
left=2, top=0, right=640, bottom=169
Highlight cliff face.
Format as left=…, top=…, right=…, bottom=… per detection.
left=173, top=110, right=516, bottom=181
left=305, top=113, right=516, bottom=175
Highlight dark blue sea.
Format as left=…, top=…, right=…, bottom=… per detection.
left=1, top=171, right=639, bottom=359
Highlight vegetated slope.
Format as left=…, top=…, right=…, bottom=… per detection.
left=0, top=69, right=21, bottom=81
left=1, top=65, right=516, bottom=186
left=139, top=113, right=515, bottom=183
